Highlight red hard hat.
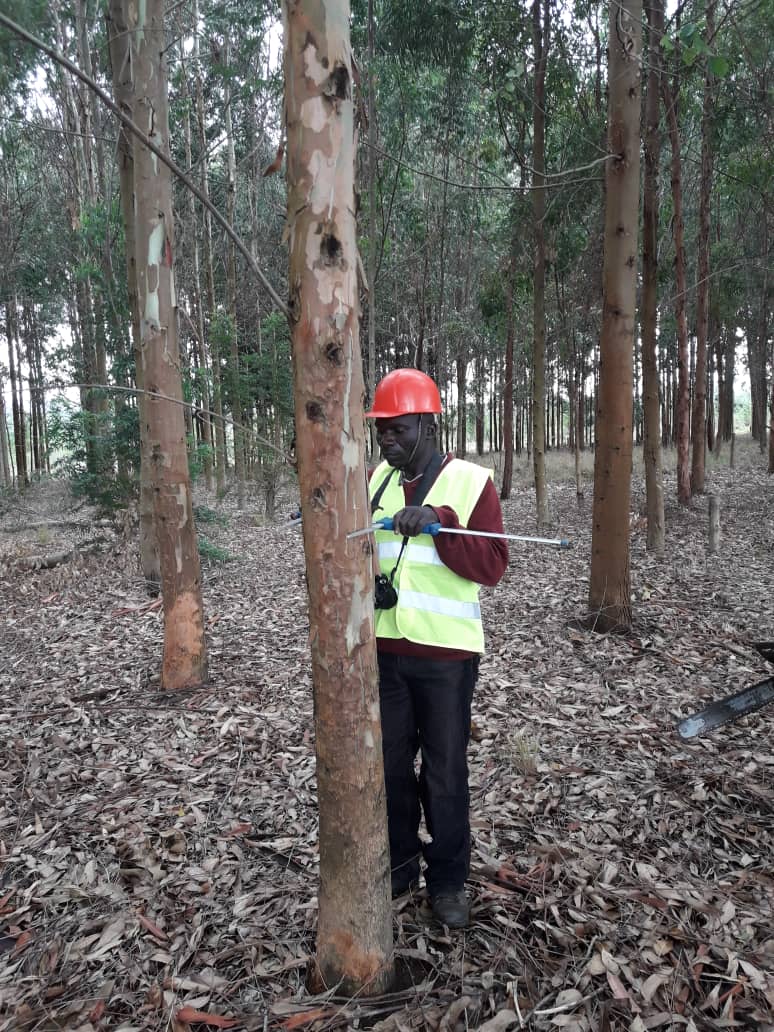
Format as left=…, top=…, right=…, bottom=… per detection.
left=366, top=369, right=442, bottom=418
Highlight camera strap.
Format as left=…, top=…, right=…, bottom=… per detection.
left=387, top=450, right=444, bottom=585
left=371, top=466, right=398, bottom=516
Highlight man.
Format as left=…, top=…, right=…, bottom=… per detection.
left=365, top=368, right=508, bottom=929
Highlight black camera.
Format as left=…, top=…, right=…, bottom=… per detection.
left=374, top=573, right=398, bottom=610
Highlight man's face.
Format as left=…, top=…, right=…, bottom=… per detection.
left=375, top=415, right=422, bottom=469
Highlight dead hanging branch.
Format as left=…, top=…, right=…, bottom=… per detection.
left=0, top=10, right=289, bottom=320
left=12, top=535, right=113, bottom=571
left=0, top=519, right=97, bottom=534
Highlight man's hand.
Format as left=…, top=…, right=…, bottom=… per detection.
left=391, top=505, right=439, bottom=537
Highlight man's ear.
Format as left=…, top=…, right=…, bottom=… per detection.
left=426, top=419, right=437, bottom=438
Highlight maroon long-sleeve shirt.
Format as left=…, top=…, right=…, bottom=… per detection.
left=370, top=454, right=508, bottom=659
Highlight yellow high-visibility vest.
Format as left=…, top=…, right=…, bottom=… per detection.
left=369, top=458, right=493, bottom=653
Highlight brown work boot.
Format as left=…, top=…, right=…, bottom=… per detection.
left=430, top=889, right=469, bottom=929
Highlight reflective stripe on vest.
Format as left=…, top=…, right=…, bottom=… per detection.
left=398, top=590, right=482, bottom=621
left=369, top=457, right=493, bottom=653
left=377, top=541, right=445, bottom=566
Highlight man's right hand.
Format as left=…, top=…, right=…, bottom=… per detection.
left=391, top=505, right=439, bottom=537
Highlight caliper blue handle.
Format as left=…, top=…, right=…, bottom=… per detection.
left=377, top=516, right=441, bottom=535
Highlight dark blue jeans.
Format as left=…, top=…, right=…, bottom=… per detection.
left=377, top=652, right=479, bottom=895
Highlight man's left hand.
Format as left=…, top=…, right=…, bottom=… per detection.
left=391, top=505, right=439, bottom=537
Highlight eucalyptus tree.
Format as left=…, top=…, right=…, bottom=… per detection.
left=109, top=0, right=208, bottom=689
left=662, top=57, right=692, bottom=504
left=588, top=0, right=641, bottom=633
left=642, top=0, right=665, bottom=552
left=531, top=0, right=551, bottom=528
left=107, top=3, right=160, bottom=588
left=283, top=0, right=394, bottom=995
left=690, top=0, right=717, bottom=496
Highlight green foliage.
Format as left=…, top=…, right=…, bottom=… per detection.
left=193, top=504, right=228, bottom=527
left=197, top=534, right=234, bottom=563
left=186, top=436, right=214, bottom=485
left=0, top=1, right=53, bottom=101
left=47, top=396, right=138, bottom=512
left=379, top=0, right=478, bottom=66
left=708, top=55, right=729, bottom=78
left=661, top=22, right=730, bottom=75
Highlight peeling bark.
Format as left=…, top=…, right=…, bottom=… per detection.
left=122, top=0, right=208, bottom=688
left=107, top=0, right=161, bottom=592
left=283, top=0, right=393, bottom=996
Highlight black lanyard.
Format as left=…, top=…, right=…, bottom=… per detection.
left=382, top=451, right=444, bottom=585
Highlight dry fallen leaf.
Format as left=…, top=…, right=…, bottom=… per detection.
left=175, top=1006, right=238, bottom=1028
left=476, top=1009, right=519, bottom=1032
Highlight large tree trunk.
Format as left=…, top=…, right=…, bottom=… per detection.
left=531, top=0, right=550, bottom=528
left=588, top=0, right=641, bottom=632
left=107, top=0, right=161, bottom=592
left=283, top=0, right=393, bottom=995
left=124, top=0, right=208, bottom=688
left=691, top=0, right=715, bottom=495
left=663, top=67, right=691, bottom=504
left=642, top=0, right=665, bottom=553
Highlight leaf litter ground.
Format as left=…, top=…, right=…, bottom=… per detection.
left=0, top=448, right=772, bottom=1032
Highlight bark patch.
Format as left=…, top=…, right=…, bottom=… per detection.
left=326, top=63, right=350, bottom=101
left=315, top=929, right=386, bottom=988
left=306, top=401, right=326, bottom=423
left=324, top=341, right=343, bottom=365
left=320, top=233, right=343, bottom=267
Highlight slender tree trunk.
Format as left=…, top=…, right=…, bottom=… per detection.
left=0, top=362, right=11, bottom=487
left=642, top=0, right=665, bottom=552
left=283, top=0, right=393, bottom=995
left=194, top=11, right=227, bottom=493
left=434, top=104, right=452, bottom=437
left=366, top=0, right=377, bottom=459
left=759, top=213, right=771, bottom=465
left=22, top=305, right=40, bottom=476
left=588, top=0, right=641, bottom=632
left=180, top=44, right=214, bottom=491
left=663, top=68, right=690, bottom=503
left=124, top=0, right=208, bottom=688
left=531, top=0, right=550, bottom=528
left=7, top=299, right=27, bottom=486
left=475, top=352, right=484, bottom=455
left=224, top=36, right=246, bottom=508
left=73, top=0, right=111, bottom=468
left=723, top=329, right=734, bottom=440
left=107, top=0, right=161, bottom=590
left=500, top=253, right=515, bottom=499
left=573, top=346, right=583, bottom=501
left=691, top=0, right=715, bottom=494
left=714, top=332, right=724, bottom=456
